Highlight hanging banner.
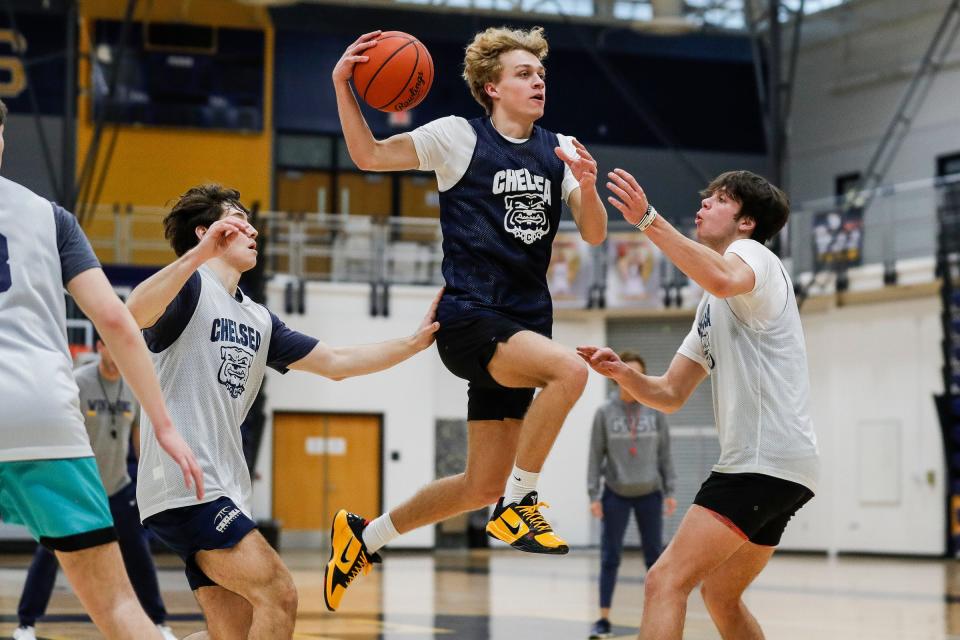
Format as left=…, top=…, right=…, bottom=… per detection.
left=606, top=232, right=662, bottom=309
left=812, top=206, right=864, bottom=267
left=547, top=232, right=592, bottom=309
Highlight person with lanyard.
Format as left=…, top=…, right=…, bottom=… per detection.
left=13, top=337, right=177, bottom=640
left=586, top=351, right=676, bottom=639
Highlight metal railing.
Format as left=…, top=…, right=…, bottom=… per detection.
left=83, top=175, right=955, bottom=312
left=786, top=174, right=959, bottom=279
left=261, top=212, right=443, bottom=285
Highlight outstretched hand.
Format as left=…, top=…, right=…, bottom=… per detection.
left=576, top=345, right=628, bottom=379
left=605, top=168, right=650, bottom=226
left=193, top=217, right=256, bottom=263
left=555, top=138, right=598, bottom=193
left=410, top=287, right=443, bottom=351
left=155, top=427, right=205, bottom=500
left=333, top=30, right=382, bottom=84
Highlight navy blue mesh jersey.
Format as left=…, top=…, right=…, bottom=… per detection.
left=437, top=117, right=565, bottom=337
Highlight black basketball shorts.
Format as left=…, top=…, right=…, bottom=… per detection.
left=693, top=471, right=814, bottom=547
left=144, top=496, right=257, bottom=590
left=436, top=313, right=538, bottom=421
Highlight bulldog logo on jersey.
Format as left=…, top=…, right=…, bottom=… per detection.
left=218, top=346, right=254, bottom=398
left=697, top=303, right=716, bottom=370
left=504, top=193, right=550, bottom=245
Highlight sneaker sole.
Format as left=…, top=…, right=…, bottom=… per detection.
left=322, top=510, right=345, bottom=612
left=485, top=529, right=569, bottom=555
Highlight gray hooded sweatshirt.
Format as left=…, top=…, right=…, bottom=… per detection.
left=587, top=391, right=676, bottom=501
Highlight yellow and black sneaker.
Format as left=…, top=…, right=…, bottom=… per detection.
left=485, top=491, right=569, bottom=555
left=323, top=509, right=381, bottom=612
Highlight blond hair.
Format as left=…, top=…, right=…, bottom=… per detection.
left=462, top=26, right=548, bottom=115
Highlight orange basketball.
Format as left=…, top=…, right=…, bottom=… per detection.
left=353, top=31, right=434, bottom=113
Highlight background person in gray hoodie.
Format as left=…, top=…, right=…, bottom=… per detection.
left=587, top=351, right=676, bottom=639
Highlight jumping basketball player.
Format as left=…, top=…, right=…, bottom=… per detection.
left=0, top=98, right=203, bottom=640
left=126, top=184, right=441, bottom=639
left=324, top=26, right=608, bottom=611
left=579, top=169, right=820, bottom=639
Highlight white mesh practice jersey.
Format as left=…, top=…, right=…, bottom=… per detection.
left=0, top=177, right=99, bottom=462
left=137, top=266, right=270, bottom=519
left=137, top=265, right=316, bottom=520
left=678, top=239, right=820, bottom=492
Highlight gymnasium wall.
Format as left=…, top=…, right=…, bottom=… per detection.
left=787, top=0, right=960, bottom=202
left=786, top=293, right=945, bottom=555
left=74, top=0, right=273, bottom=208
left=257, top=282, right=946, bottom=554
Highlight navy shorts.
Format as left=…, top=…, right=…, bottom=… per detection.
left=436, top=313, right=539, bottom=421
left=144, top=496, right=256, bottom=590
left=693, top=472, right=813, bottom=547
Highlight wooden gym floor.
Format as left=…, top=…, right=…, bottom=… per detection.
left=1, top=548, right=958, bottom=639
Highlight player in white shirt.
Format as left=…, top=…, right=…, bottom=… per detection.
left=126, top=184, right=440, bottom=639
left=579, top=169, right=819, bottom=640
left=0, top=99, right=203, bottom=640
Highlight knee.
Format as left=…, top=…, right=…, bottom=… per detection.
left=255, top=571, right=297, bottom=619
left=275, top=578, right=298, bottom=619
left=643, top=564, right=666, bottom=599
left=643, top=563, right=684, bottom=601
left=556, top=356, right=588, bottom=395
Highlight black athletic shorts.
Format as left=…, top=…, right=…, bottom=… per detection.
left=693, top=472, right=814, bottom=547
left=144, top=496, right=257, bottom=590
left=436, top=313, right=539, bottom=421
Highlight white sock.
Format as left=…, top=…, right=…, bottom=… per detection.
left=504, top=465, right=539, bottom=505
left=361, top=513, right=399, bottom=554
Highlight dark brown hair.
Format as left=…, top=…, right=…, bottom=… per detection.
left=700, top=170, right=790, bottom=244
left=618, top=350, right=646, bottom=372
left=163, top=184, right=249, bottom=256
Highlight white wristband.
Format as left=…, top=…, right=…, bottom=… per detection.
left=633, top=204, right=658, bottom=232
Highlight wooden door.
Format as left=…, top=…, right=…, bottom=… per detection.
left=276, top=170, right=333, bottom=214
left=272, top=412, right=381, bottom=532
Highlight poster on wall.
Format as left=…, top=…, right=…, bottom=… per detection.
left=547, top=232, right=592, bottom=308
left=606, top=232, right=662, bottom=309
left=812, top=206, right=864, bottom=267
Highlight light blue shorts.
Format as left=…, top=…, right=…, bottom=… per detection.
left=0, top=457, right=116, bottom=550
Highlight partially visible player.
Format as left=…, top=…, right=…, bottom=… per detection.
left=13, top=337, right=177, bottom=640
left=579, top=169, right=819, bottom=639
left=0, top=98, right=203, bottom=640
left=126, top=184, right=440, bottom=639
left=324, top=24, right=608, bottom=612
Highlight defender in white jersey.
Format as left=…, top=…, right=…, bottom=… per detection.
left=125, top=184, right=440, bottom=639
left=0, top=99, right=203, bottom=640
left=579, top=170, right=819, bottom=640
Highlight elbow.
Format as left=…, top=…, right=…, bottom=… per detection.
left=660, top=389, right=684, bottom=414
left=353, top=142, right=388, bottom=172
left=662, top=401, right=682, bottom=415
left=584, top=230, right=606, bottom=246
left=352, top=154, right=375, bottom=172
left=97, top=303, right=132, bottom=341
left=124, top=300, right=148, bottom=329
left=705, top=276, right=735, bottom=299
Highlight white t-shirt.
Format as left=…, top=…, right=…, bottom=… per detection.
left=407, top=115, right=581, bottom=202
left=678, top=238, right=820, bottom=491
